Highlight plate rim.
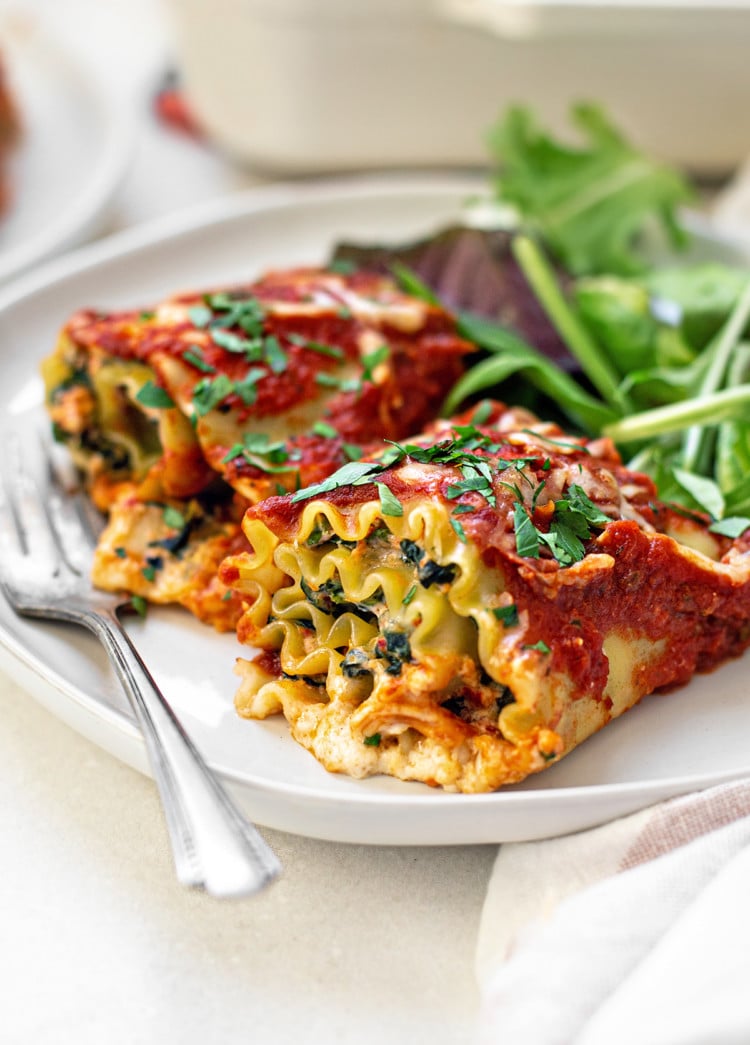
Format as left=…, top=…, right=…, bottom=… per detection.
left=2, top=169, right=750, bottom=843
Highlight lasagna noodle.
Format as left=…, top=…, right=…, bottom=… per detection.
left=223, top=404, right=750, bottom=792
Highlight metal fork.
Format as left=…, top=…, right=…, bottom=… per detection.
left=0, top=430, right=281, bottom=898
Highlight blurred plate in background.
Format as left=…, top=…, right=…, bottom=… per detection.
left=0, top=16, right=133, bottom=282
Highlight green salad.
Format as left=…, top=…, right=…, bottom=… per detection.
left=376, top=103, right=750, bottom=539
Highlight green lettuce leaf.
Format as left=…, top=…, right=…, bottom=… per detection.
left=487, top=102, right=692, bottom=276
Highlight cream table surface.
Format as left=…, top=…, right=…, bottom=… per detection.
left=0, top=1, right=496, bottom=1043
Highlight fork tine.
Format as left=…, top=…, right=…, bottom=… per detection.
left=40, top=431, right=98, bottom=576
left=2, top=430, right=61, bottom=571
left=42, top=429, right=105, bottom=543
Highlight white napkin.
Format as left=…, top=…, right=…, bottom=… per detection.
left=475, top=779, right=750, bottom=1044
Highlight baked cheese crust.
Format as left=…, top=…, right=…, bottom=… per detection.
left=221, top=402, right=750, bottom=792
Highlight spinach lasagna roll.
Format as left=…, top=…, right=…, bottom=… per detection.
left=41, top=267, right=470, bottom=628
left=221, top=402, right=750, bottom=792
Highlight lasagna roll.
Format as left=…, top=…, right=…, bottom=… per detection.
left=41, top=267, right=470, bottom=627
left=222, top=402, right=750, bottom=792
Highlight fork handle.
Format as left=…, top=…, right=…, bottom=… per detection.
left=80, top=605, right=281, bottom=898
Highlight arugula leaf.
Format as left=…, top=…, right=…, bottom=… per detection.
left=487, top=102, right=692, bottom=276
left=709, top=517, right=750, bottom=538
left=512, top=235, right=629, bottom=412
left=672, top=468, right=725, bottom=520
left=444, top=313, right=617, bottom=434
left=645, top=264, right=750, bottom=350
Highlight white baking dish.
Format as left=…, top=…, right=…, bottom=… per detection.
left=165, top=0, right=750, bottom=176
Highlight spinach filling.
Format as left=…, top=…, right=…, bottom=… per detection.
left=399, top=539, right=457, bottom=587
left=300, top=576, right=378, bottom=626
left=441, top=684, right=515, bottom=729
left=374, top=628, right=412, bottom=676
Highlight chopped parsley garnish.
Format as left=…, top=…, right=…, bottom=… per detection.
left=449, top=514, right=467, bottom=543
left=375, top=482, right=403, bottom=517
left=210, top=327, right=262, bottom=357
left=524, top=640, right=551, bottom=654
left=135, top=380, right=175, bottom=409
left=361, top=344, right=390, bottom=382
left=512, top=483, right=610, bottom=565
left=162, top=506, right=186, bottom=530
left=263, top=335, right=288, bottom=374
left=203, top=292, right=266, bottom=337
left=402, top=584, right=417, bottom=606
left=130, top=595, right=148, bottom=617
left=313, top=421, right=338, bottom=439
left=291, top=460, right=384, bottom=502
left=192, top=374, right=235, bottom=415
left=141, top=555, right=163, bottom=582
left=182, top=346, right=216, bottom=373
left=188, top=304, right=212, bottom=328
left=294, top=426, right=511, bottom=503
left=193, top=293, right=287, bottom=380
left=287, top=333, right=345, bottom=359
left=492, top=604, right=519, bottom=627
left=114, top=546, right=127, bottom=559
left=222, top=432, right=302, bottom=474
left=315, top=372, right=361, bottom=393
left=292, top=425, right=533, bottom=515
left=513, top=503, right=541, bottom=558
left=391, top=261, right=439, bottom=304
left=363, top=732, right=382, bottom=747
left=290, top=424, right=611, bottom=569
left=233, top=367, right=268, bottom=405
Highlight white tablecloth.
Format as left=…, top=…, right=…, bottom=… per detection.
left=0, top=2, right=495, bottom=1041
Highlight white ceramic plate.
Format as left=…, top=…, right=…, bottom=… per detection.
left=0, top=19, right=132, bottom=283
left=1, top=173, right=750, bottom=846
